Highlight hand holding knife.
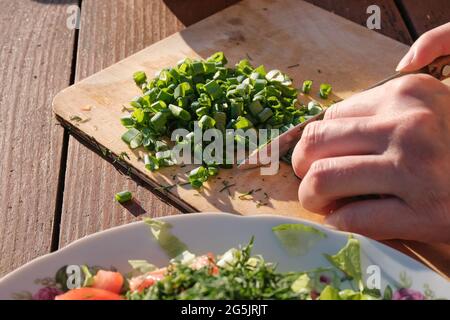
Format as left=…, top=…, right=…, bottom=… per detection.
left=238, top=54, right=450, bottom=170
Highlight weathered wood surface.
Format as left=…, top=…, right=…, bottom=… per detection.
left=305, top=0, right=412, bottom=44
left=0, top=0, right=76, bottom=277
left=58, top=0, right=186, bottom=248
left=399, top=0, right=450, bottom=37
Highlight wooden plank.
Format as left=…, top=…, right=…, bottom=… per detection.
left=58, top=0, right=184, bottom=248
left=398, top=0, right=450, bottom=37
left=54, top=0, right=409, bottom=220
left=305, top=0, right=412, bottom=44
left=0, top=0, right=76, bottom=277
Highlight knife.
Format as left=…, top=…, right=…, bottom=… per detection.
left=238, top=55, right=450, bottom=170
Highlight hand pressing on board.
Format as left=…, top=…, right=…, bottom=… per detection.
left=291, top=23, right=450, bottom=243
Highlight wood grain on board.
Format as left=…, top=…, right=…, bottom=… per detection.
left=305, top=0, right=412, bottom=44
left=57, top=0, right=189, bottom=248
left=399, top=0, right=450, bottom=37
left=0, top=0, right=76, bottom=277
left=54, top=0, right=409, bottom=229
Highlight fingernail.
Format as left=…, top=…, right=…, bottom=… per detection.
left=396, top=48, right=415, bottom=71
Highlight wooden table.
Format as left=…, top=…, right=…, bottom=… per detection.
left=1, top=0, right=449, bottom=279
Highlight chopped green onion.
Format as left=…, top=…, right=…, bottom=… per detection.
left=302, top=80, right=313, bottom=94
left=144, top=154, right=160, bottom=171
left=121, top=52, right=334, bottom=189
left=198, top=115, right=216, bottom=129
left=133, top=71, right=147, bottom=87
left=169, top=104, right=191, bottom=121
left=319, top=83, right=332, bottom=99
left=115, top=191, right=133, bottom=203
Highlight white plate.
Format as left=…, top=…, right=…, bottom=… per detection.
left=0, top=212, right=448, bottom=299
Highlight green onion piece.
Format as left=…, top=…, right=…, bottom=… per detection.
left=120, top=115, right=134, bottom=127
left=248, top=100, right=264, bottom=116
left=188, top=166, right=209, bottom=189
left=169, top=104, right=191, bottom=121
left=307, top=101, right=323, bottom=115
left=195, top=106, right=209, bottom=118
left=191, top=61, right=205, bottom=75
left=204, top=80, right=224, bottom=100
left=208, top=166, right=219, bottom=176
left=302, top=80, right=313, bottom=94
left=319, top=83, right=332, bottom=99
left=156, top=89, right=174, bottom=104
left=151, top=112, right=168, bottom=129
left=155, top=140, right=169, bottom=152
left=206, top=51, right=228, bottom=65
left=253, top=78, right=267, bottom=92
left=115, top=191, right=133, bottom=204
left=132, top=108, right=147, bottom=124
left=258, top=108, right=274, bottom=122
left=133, top=71, right=147, bottom=87
left=198, top=115, right=216, bottom=129
left=121, top=128, right=143, bottom=149
left=174, top=82, right=193, bottom=99
left=233, top=116, right=253, bottom=130
left=214, top=112, right=227, bottom=132
left=144, top=154, right=160, bottom=171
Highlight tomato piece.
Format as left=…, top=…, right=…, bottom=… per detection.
left=190, top=253, right=219, bottom=275
left=55, top=288, right=123, bottom=300
left=129, top=268, right=166, bottom=293
left=91, top=270, right=124, bottom=294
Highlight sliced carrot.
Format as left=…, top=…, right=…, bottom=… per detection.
left=92, top=270, right=124, bottom=294
left=55, top=288, right=123, bottom=300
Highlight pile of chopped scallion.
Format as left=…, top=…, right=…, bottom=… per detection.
left=120, top=52, right=331, bottom=189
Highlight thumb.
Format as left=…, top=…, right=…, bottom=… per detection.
left=325, top=198, right=420, bottom=241
left=396, top=22, right=450, bottom=72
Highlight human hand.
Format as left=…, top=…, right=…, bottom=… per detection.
left=292, top=74, right=450, bottom=243
left=396, top=22, right=450, bottom=72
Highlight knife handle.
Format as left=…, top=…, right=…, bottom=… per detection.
left=423, top=55, right=450, bottom=81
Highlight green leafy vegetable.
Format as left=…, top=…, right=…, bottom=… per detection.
left=143, top=218, right=188, bottom=258
left=273, top=223, right=327, bottom=256
left=324, top=236, right=362, bottom=287
left=128, top=260, right=157, bottom=274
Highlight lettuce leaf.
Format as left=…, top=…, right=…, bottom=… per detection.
left=144, top=218, right=188, bottom=258
left=324, top=236, right=362, bottom=287
left=272, top=223, right=327, bottom=256
left=128, top=260, right=158, bottom=274
left=319, top=285, right=340, bottom=300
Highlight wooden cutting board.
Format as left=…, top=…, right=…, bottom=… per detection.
left=53, top=0, right=409, bottom=220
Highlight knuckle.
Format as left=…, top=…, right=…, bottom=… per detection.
left=307, top=159, right=333, bottom=195
left=390, top=74, right=439, bottom=97
left=299, top=121, right=323, bottom=153
left=324, top=104, right=339, bottom=120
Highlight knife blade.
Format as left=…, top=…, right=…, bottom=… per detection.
left=238, top=55, right=450, bottom=170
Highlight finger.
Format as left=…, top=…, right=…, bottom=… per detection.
left=324, top=90, right=379, bottom=120
left=324, top=198, right=419, bottom=241
left=292, top=118, right=388, bottom=178
left=298, top=155, right=399, bottom=214
left=396, top=22, right=450, bottom=72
